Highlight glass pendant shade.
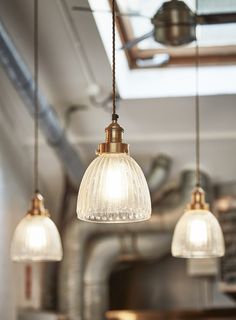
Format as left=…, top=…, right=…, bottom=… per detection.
left=171, top=189, right=225, bottom=258
left=77, top=152, right=151, bottom=223
left=11, top=193, right=63, bottom=261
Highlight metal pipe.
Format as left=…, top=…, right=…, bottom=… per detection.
left=147, top=154, right=172, bottom=195
left=0, top=21, right=84, bottom=186
left=83, top=233, right=171, bottom=320
left=84, top=236, right=121, bottom=320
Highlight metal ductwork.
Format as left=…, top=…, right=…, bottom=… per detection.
left=147, top=154, right=172, bottom=194
left=0, top=21, right=84, bottom=186
left=59, top=220, right=172, bottom=320
left=84, top=233, right=171, bottom=320
left=59, top=170, right=212, bottom=320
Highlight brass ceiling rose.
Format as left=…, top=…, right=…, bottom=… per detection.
left=27, top=192, right=50, bottom=217
left=186, top=187, right=209, bottom=211
left=97, top=119, right=129, bottom=154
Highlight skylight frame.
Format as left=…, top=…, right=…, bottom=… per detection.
left=88, top=0, right=236, bottom=98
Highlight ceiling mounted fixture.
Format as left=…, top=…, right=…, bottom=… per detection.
left=73, top=0, right=236, bottom=48
left=171, top=0, right=225, bottom=259
left=76, top=0, right=151, bottom=223
left=11, top=0, right=63, bottom=262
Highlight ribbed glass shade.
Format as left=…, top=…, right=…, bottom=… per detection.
left=171, top=209, right=225, bottom=258
left=11, top=215, right=63, bottom=261
left=77, top=153, right=151, bottom=223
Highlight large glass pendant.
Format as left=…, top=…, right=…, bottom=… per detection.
left=171, top=187, right=225, bottom=258
left=11, top=193, right=63, bottom=261
left=77, top=0, right=151, bottom=223
left=77, top=120, right=151, bottom=223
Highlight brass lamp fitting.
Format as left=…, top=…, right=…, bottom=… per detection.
left=27, top=192, right=50, bottom=217
left=186, top=187, right=209, bottom=211
left=97, top=119, right=129, bottom=154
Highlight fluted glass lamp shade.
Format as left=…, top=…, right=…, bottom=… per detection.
left=11, top=193, right=63, bottom=261
left=77, top=121, right=151, bottom=223
left=171, top=188, right=225, bottom=258
left=77, top=153, right=151, bottom=222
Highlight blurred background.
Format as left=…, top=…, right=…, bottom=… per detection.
left=1, top=0, right=236, bottom=319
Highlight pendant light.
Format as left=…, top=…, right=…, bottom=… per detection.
left=171, top=0, right=225, bottom=258
left=77, top=0, right=151, bottom=223
left=11, top=0, right=63, bottom=261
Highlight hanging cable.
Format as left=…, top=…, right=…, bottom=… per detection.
left=111, top=0, right=118, bottom=122
left=34, top=0, right=39, bottom=193
left=195, top=0, right=200, bottom=188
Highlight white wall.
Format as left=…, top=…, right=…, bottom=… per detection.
left=0, top=112, right=32, bottom=320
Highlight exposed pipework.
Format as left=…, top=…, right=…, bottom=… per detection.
left=147, top=154, right=172, bottom=194
left=59, top=220, right=172, bottom=320
left=84, top=234, right=171, bottom=320
left=0, top=21, right=84, bottom=186
left=59, top=170, right=212, bottom=320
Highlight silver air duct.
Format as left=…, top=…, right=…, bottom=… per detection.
left=0, top=21, right=84, bottom=186
left=83, top=234, right=171, bottom=320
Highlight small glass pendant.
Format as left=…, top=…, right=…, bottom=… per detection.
left=11, top=193, right=63, bottom=261
left=171, top=187, right=225, bottom=258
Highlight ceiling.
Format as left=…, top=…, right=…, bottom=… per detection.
left=0, top=0, right=236, bottom=202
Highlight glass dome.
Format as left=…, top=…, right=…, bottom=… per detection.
left=11, top=215, right=63, bottom=261
left=77, top=153, right=151, bottom=223
left=171, top=209, right=225, bottom=258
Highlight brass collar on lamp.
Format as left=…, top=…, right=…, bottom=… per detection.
left=97, top=119, right=129, bottom=155
left=27, top=192, right=50, bottom=217
left=186, top=187, right=209, bottom=211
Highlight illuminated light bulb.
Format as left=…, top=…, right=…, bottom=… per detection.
left=11, top=193, right=63, bottom=261
left=77, top=121, right=151, bottom=223
left=171, top=187, right=225, bottom=258
left=189, top=219, right=207, bottom=247
left=25, top=217, right=48, bottom=250
left=103, top=159, right=125, bottom=201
